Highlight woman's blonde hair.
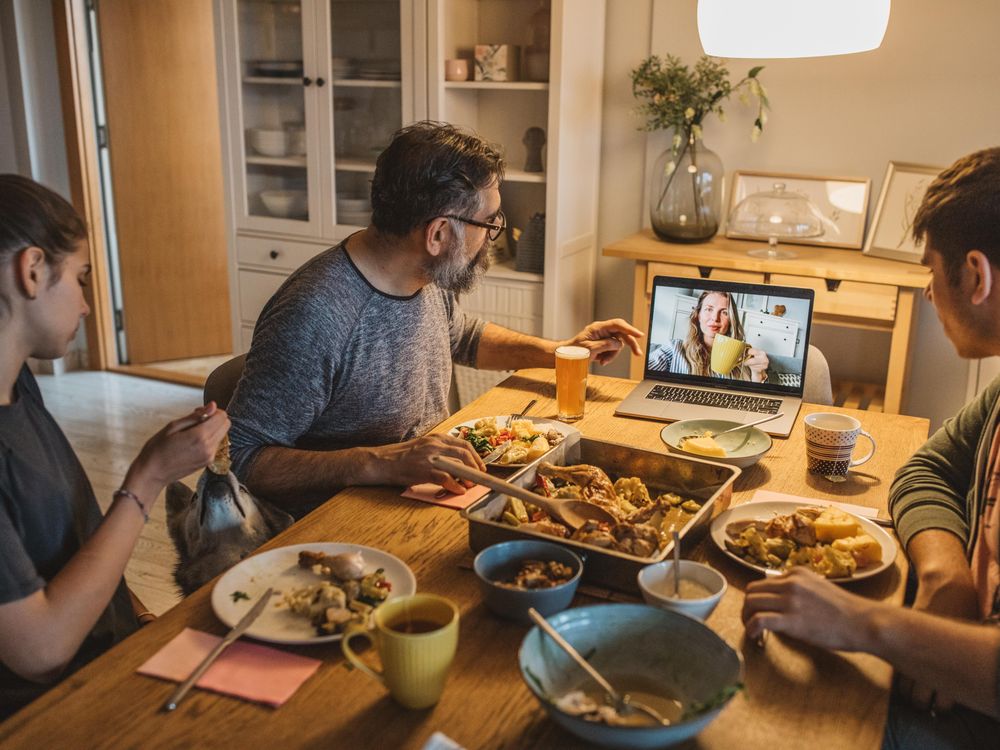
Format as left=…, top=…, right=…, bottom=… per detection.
left=681, top=290, right=748, bottom=377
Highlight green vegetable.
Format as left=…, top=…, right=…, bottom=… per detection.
left=682, top=682, right=744, bottom=720
left=230, top=590, right=250, bottom=603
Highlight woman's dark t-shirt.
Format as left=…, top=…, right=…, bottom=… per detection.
left=0, top=366, right=137, bottom=719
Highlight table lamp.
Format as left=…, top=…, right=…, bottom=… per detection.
left=727, top=182, right=824, bottom=260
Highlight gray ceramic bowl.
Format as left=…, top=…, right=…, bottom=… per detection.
left=473, top=540, right=583, bottom=624
left=637, top=560, right=727, bottom=621
left=519, top=604, right=743, bottom=749
left=661, top=419, right=772, bottom=469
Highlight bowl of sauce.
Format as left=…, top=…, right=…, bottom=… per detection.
left=637, top=560, right=727, bottom=621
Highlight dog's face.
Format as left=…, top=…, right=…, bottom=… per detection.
left=167, top=470, right=293, bottom=596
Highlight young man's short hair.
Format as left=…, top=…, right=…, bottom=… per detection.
left=912, top=147, right=1000, bottom=280
left=370, top=122, right=504, bottom=237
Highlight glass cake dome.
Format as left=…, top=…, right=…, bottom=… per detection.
left=728, top=182, right=824, bottom=259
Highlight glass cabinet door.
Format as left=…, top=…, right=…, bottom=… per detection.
left=234, top=0, right=322, bottom=234
left=328, top=0, right=404, bottom=229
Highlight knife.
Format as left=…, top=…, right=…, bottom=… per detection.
left=162, top=587, right=274, bottom=712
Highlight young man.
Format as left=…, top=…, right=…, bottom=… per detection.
left=742, top=147, right=1000, bottom=750
left=228, top=122, right=641, bottom=516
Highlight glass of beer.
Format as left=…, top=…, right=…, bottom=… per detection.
left=555, top=345, right=590, bottom=421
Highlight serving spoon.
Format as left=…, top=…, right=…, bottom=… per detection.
left=430, top=456, right=617, bottom=530
left=528, top=608, right=671, bottom=727
left=679, top=412, right=784, bottom=448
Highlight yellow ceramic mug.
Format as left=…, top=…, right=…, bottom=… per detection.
left=710, top=333, right=750, bottom=376
left=341, top=593, right=459, bottom=709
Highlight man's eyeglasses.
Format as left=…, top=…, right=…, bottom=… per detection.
left=442, top=210, right=506, bottom=242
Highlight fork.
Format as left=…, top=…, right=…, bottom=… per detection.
left=505, top=398, right=538, bottom=428
left=433, top=442, right=512, bottom=498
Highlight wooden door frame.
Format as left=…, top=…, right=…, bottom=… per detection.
left=52, top=0, right=209, bottom=387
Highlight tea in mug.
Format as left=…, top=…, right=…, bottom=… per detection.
left=387, top=618, right=441, bottom=635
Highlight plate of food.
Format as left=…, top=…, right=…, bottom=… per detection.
left=709, top=501, right=896, bottom=582
left=211, top=542, right=416, bottom=645
left=450, top=416, right=577, bottom=468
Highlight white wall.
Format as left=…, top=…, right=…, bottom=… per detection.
left=596, top=0, right=1000, bottom=430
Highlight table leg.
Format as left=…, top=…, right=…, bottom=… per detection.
left=884, top=288, right=918, bottom=414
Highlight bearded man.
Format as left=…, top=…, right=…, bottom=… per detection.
left=227, top=122, right=640, bottom=516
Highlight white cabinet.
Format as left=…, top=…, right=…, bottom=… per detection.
left=214, top=0, right=425, bottom=351
left=216, top=0, right=605, bottom=360
left=742, top=309, right=799, bottom=357
left=427, top=0, right=606, bottom=341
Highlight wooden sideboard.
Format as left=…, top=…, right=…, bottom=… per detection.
left=603, top=230, right=931, bottom=414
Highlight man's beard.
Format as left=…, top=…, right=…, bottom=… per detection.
left=427, top=236, right=491, bottom=294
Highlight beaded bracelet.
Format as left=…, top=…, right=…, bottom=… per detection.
left=114, top=488, right=149, bottom=523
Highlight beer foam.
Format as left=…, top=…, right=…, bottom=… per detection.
left=555, top=345, right=590, bottom=359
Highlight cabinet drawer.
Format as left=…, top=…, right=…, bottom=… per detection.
left=771, top=274, right=897, bottom=321
left=645, top=262, right=764, bottom=295
left=646, top=262, right=700, bottom=295
left=237, top=234, right=329, bottom=273
left=238, top=269, right=287, bottom=323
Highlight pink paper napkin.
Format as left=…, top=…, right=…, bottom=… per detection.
left=137, top=628, right=320, bottom=707
left=401, top=482, right=491, bottom=509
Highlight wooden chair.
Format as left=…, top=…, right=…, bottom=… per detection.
left=204, top=353, right=246, bottom=409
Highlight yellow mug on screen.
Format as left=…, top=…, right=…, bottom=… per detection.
left=710, top=333, right=750, bottom=376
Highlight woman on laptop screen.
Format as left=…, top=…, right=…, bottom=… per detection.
left=649, top=290, right=770, bottom=382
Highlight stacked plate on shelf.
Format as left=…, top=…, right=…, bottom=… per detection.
left=356, top=58, right=400, bottom=81
left=336, top=195, right=371, bottom=227
left=248, top=60, right=303, bottom=78
left=331, top=56, right=357, bottom=79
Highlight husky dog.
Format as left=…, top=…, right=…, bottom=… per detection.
left=166, top=470, right=293, bottom=595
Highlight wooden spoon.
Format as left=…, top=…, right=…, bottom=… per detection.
left=430, top=456, right=617, bottom=530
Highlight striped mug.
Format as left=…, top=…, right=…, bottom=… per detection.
left=804, top=412, right=876, bottom=480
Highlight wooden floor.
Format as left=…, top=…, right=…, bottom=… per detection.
left=37, top=370, right=203, bottom=615
left=140, top=353, right=232, bottom=381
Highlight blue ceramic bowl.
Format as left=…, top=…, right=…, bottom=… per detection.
left=519, top=604, right=743, bottom=749
left=473, top=540, right=583, bottom=624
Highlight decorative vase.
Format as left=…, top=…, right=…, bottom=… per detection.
left=649, top=131, right=724, bottom=243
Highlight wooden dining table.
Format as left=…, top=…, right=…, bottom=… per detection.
left=0, top=369, right=930, bottom=749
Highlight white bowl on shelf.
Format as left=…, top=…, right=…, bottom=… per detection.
left=337, top=208, right=371, bottom=227
left=248, top=128, right=288, bottom=157
left=336, top=196, right=371, bottom=213
left=260, top=189, right=307, bottom=219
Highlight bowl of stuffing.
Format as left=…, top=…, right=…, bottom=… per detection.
left=519, top=604, right=743, bottom=748
left=474, top=540, right=582, bottom=624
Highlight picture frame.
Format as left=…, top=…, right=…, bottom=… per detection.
left=725, top=170, right=871, bottom=250
left=862, top=161, right=943, bottom=264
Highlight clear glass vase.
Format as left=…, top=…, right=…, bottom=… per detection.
left=650, top=132, right=723, bottom=243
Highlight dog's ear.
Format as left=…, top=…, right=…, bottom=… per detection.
left=257, top=496, right=295, bottom=535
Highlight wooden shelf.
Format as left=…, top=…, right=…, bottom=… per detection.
left=246, top=155, right=306, bottom=167
left=242, top=76, right=301, bottom=85
left=487, top=259, right=543, bottom=283
left=334, top=158, right=377, bottom=172
left=333, top=78, right=401, bottom=88
left=832, top=380, right=885, bottom=412
left=444, top=81, right=548, bottom=91
left=504, top=169, right=545, bottom=184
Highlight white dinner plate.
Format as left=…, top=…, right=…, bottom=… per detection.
left=449, top=416, right=578, bottom=468
left=709, top=500, right=896, bottom=583
left=211, top=542, right=417, bottom=645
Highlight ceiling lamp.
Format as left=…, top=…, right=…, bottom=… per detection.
left=697, top=0, right=891, bottom=59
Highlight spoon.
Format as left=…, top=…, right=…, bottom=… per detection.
left=672, top=530, right=681, bottom=597
left=430, top=456, right=617, bottom=530
left=528, top=608, right=670, bottom=727
left=679, top=412, right=784, bottom=447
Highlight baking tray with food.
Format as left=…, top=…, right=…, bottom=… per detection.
left=461, top=433, right=741, bottom=594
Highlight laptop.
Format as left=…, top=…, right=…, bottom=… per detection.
left=615, top=276, right=816, bottom=437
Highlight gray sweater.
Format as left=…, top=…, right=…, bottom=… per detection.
left=227, top=243, right=485, bottom=487
left=890, top=375, right=1000, bottom=552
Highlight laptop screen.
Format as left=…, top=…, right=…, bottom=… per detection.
left=644, top=276, right=816, bottom=396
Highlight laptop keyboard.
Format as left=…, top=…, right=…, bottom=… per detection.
left=645, top=384, right=782, bottom=414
